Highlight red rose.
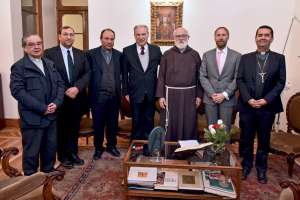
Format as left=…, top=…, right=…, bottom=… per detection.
left=212, top=124, right=220, bottom=129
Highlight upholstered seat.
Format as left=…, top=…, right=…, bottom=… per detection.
left=279, top=181, right=300, bottom=200
left=270, top=92, right=300, bottom=177
left=78, top=112, right=94, bottom=145
left=0, top=147, right=64, bottom=200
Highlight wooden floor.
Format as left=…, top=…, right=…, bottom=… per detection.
left=0, top=126, right=130, bottom=179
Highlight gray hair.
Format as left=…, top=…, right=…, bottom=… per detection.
left=134, top=25, right=149, bottom=33
left=22, top=34, right=42, bottom=48
left=173, top=27, right=189, bottom=37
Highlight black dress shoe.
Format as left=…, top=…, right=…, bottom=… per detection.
left=61, top=159, right=73, bottom=169
left=106, top=147, right=121, bottom=157
left=241, top=168, right=251, bottom=180
left=93, top=150, right=103, bottom=160
left=70, top=154, right=85, bottom=166
left=257, top=171, right=267, bottom=184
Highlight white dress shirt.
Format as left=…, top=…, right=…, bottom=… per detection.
left=216, top=47, right=229, bottom=100
left=60, top=44, right=74, bottom=81
left=136, top=43, right=149, bottom=72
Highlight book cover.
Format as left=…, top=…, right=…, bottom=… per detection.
left=128, top=167, right=157, bottom=184
left=202, top=170, right=236, bottom=198
left=178, top=171, right=204, bottom=191
left=154, top=170, right=179, bottom=191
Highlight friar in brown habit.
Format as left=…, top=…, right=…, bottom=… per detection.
left=156, top=27, right=202, bottom=141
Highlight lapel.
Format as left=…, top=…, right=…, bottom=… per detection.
left=132, top=44, right=145, bottom=72
left=145, top=44, right=154, bottom=73
left=43, top=58, right=57, bottom=98
left=219, top=48, right=231, bottom=77
left=250, top=52, right=258, bottom=83
left=72, top=48, right=80, bottom=80
left=263, top=51, right=273, bottom=83
left=95, top=47, right=104, bottom=72
left=210, top=49, right=220, bottom=77
left=56, top=46, right=70, bottom=83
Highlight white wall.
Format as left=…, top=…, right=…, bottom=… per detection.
left=89, top=0, right=295, bottom=54
left=0, top=0, right=22, bottom=119
left=42, top=0, right=57, bottom=49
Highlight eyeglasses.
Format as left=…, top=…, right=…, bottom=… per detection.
left=61, top=33, right=75, bottom=37
left=174, top=34, right=189, bottom=39
left=26, top=42, right=43, bottom=47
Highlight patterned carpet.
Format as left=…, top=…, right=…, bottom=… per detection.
left=53, top=147, right=300, bottom=200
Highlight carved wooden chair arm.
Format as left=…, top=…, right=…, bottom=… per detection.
left=0, top=147, right=22, bottom=177
left=280, top=181, right=300, bottom=200
left=43, top=170, right=65, bottom=200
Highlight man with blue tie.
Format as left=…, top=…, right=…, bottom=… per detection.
left=44, top=26, right=90, bottom=168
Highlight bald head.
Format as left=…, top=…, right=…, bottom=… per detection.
left=173, top=27, right=189, bottom=38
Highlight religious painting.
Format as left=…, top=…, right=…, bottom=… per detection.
left=151, top=1, right=183, bottom=46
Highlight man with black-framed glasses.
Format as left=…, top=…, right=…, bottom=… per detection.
left=10, top=34, right=64, bottom=175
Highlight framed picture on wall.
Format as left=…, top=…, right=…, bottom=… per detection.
left=150, top=0, right=183, bottom=46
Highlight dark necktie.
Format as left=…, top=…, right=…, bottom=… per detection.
left=67, top=50, right=73, bottom=83
left=141, top=46, right=145, bottom=55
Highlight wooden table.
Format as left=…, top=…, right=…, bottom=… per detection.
left=123, top=140, right=242, bottom=200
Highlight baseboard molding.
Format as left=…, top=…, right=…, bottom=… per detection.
left=5, top=118, right=20, bottom=128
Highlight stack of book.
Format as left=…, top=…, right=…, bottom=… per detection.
left=127, top=167, right=158, bottom=190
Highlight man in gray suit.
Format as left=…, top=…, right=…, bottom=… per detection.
left=200, top=27, right=241, bottom=133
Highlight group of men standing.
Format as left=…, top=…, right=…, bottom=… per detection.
left=10, top=24, right=285, bottom=185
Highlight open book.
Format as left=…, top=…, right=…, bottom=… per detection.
left=175, top=141, right=213, bottom=153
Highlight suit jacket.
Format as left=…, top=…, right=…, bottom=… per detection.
left=200, top=48, right=241, bottom=106
left=86, top=46, right=122, bottom=105
left=44, top=45, right=90, bottom=114
left=122, top=43, right=162, bottom=103
left=237, top=51, right=286, bottom=113
left=10, top=55, right=65, bottom=128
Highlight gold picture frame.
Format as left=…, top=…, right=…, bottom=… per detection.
left=150, top=0, right=183, bottom=46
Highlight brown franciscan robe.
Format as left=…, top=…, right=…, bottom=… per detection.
left=156, top=46, right=202, bottom=141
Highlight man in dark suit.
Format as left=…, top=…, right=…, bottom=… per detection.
left=123, top=25, right=162, bottom=141
left=87, top=28, right=122, bottom=160
left=44, top=26, right=90, bottom=168
left=10, top=34, right=64, bottom=175
left=237, top=25, right=286, bottom=184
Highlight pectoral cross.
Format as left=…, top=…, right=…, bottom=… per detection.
left=259, top=72, right=266, bottom=83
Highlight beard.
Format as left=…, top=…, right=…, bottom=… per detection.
left=175, top=40, right=188, bottom=50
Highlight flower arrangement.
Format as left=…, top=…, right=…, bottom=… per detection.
left=204, top=119, right=230, bottom=153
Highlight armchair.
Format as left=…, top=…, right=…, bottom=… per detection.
left=0, top=147, right=65, bottom=200
left=270, top=92, right=300, bottom=177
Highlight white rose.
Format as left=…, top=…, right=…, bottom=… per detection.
left=217, top=119, right=223, bottom=125
left=208, top=125, right=216, bottom=135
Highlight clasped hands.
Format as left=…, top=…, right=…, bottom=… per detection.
left=44, top=103, right=57, bottom=115
left=211, top=93, right=225, bottom=104
left=248, top=98, right=267, bottom=108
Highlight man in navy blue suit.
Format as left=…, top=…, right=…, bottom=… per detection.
left=122, top=25, right=162, bottom=142
left=87, top=29, right=122, bottom=160
left=237, top=25, right=286, bottom=184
